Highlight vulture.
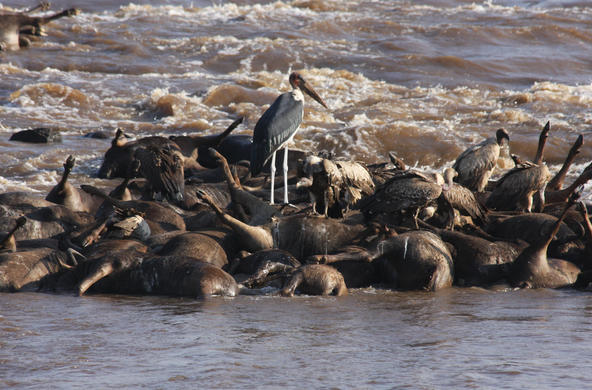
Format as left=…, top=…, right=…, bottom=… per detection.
left=453, top=128, right=510, bottom=192
left=359, top=170, right=442, bottom=228
left=486, top=123, right=551, bottom=212
left=438, top=167, right=488, bottom=229
left=301, top=155, right=375, bottom=217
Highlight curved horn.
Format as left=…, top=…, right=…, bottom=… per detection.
left=78, top=261, right=115, bottom=296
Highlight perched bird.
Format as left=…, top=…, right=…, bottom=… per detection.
left=453, top=128, right=510, bottom=192
left=486, top=157, right=551, bottom=212
left=250, top=72, right=328, bottom=205
left=438, top=167, right=488, bottom=229
left=359, top=170, right=442, bottom=228
left=300, top=155, right=375, bottom=217
left=366, top=151, right=408, bottom=186
left=486, top=123, right=551, bottom=212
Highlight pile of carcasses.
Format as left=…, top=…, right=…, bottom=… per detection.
left=1, top=116, right=592, bottom=298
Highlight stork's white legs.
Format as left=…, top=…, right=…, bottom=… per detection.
left=283, top=146, right=289, bottom=204
left=270, top=151, right=276, bottom=204
left=268, top=148, right=289, bottom=205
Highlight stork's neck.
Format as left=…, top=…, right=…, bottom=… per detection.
left=291, top=88, right=304, bottom=102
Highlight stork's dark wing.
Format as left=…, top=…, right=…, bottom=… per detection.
left=250, top=92, right=303, bottom=175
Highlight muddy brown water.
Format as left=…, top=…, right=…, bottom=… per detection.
left=1, top=1, right=592, bottom=388
left=2, top=288, right=592, bottom=388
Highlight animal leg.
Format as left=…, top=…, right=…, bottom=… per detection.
left=305, top=247, right=373, bottom=264
left=270, top=151, right=276, bottom=204
left=578, top=202, right=592, bottom=242
left=310, top=192, right=319, bottom=215
left=25, top=2, right=51, bottom=14
left=0, top=216, right=26, bottom=253
left=74, top=217, right=109, bottom=247
left=195, top=190, right=274, bottom=252
left=281, top=271, right=303, bottom=297
left=413, top=208, right=420, bottom=229
left=40, top=8, right=80, bottom=25
left=445, top=203, right=455, bottom=231
left=547, top=134, right=583, bottom=191
left=283, top=146, right=289, bottom=204
left=61, top=155, right=74, bottom=184
left=208, top=148, right=277, bottom=224
left=332, top=281, right=348, bottom=296
left=244, top=261, right=295, bottom=288
left=535, top=187, right=546, bottom=213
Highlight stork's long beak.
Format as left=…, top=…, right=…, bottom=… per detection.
left=300, top=82, right=328, bottom=109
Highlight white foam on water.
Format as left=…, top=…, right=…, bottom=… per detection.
left=110, top=1, right=322, bottom=27
left=406, top=1, right=522, bottom=17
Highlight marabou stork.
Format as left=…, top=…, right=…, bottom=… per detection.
left=250, top=72, right=328, bottom=205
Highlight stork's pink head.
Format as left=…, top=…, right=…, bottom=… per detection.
left=289, top=72, right=303, bottom=89
left=288, top=72, right=328, bottom=109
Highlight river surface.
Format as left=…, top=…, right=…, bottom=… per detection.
left=2, top=288, right=592, bottom=389
left=1, top=1, right=592, bottom=388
